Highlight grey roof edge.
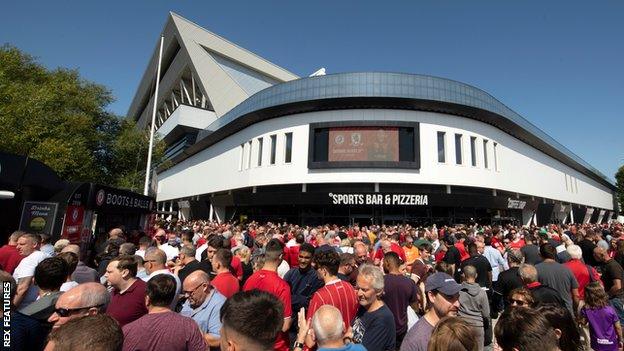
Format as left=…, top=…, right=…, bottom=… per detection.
left=184, top=72, right=614, bottom=189
left=168, top=12, right=299, bottom=79
left=126, top=14, right=175, bottom=118
left=127, top=12, right=299, bottom=119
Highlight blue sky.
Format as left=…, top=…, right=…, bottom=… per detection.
left=1, top=1, right=622, bottom=181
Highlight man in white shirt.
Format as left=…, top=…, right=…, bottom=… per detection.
left=39, top=234, right=55, bottom=257
left=13, top=233, right=50, bottom=308
left=143, top=247, right=181, bottom=310
left=159, top=232, right=180, bottom=262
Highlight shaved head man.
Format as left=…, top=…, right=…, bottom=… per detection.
left=181, top=270, right=227, bottom=349
left=48, top=282, right=110, bottom=329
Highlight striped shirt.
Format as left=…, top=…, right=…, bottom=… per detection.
left=307, top=279, right=358, bottom=327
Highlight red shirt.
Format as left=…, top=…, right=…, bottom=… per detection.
left=107, top=279, right=148, bottom=327
left=211, top=271, right=240, bottom=298
left=231, top=255, right=243, bottom=278
left=455, top=242, right=470, bottom=262
left=307, top=280, right=358, bottom=329
left=0, top=244, right=24, bottom=274
left=564, top=259, right=602, bottom=299
left=243, top=269, right=292, bottom=351
left=374, top=243, right=407, bottom=263
left=509, top=239, right=526, bottom=250
left=196, top=237, right=206, bottom=247
left=287, top=245, right=300, bottom=267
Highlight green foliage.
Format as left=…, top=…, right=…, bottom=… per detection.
left=110, top=119, right=168, bottom=193
left=616, top=165, right=624, bottom=211
left=0, top=44, right=166, bottom=193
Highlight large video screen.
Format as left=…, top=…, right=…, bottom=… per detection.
left=309, top=122, right=420, bottom=169
left=328, top=127, right=399, bottom=162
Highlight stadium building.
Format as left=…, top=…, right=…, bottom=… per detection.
left=127, top=13, right=618, bottom=226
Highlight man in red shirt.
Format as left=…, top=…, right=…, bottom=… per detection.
left=307, top=250, right=358, bottom=329
left=210, top=249, right=239, bottom=298
left=374, top=235, right=407, bottom=265
left=0, top=231, right=25, bottom=274
left=454, top=233, right=470, bottom=262
left=243, top=239, right=292, bottom=351
left=564, top=244, right=601, bottom=299
left=104, top=255, right=147, bottom=326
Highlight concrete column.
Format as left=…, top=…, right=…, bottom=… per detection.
left=522, top=209, right=534, bottom=226
left=214, top=206, right=225, bottom=223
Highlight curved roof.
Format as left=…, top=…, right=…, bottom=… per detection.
left=184, top=72, right=613, bottom=190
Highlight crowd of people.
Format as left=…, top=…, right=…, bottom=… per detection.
left=1, top=219, right=623, bottom=351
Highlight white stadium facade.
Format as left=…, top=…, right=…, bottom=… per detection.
left=128, top=13, right=618, bottom=226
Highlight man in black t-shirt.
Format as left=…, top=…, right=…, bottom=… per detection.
left=442, top=236, right=462, bottom=281
left=579, top=230, right=598, bottom=266
left=594, top=247, right=624, bottom=323
left=460, top=242, right=492, bottom=290
left=519, top=263, right=566, bottom=308
left=520, top=234, right=541, bottom=265
left=496, top=249, right=524, bottom=304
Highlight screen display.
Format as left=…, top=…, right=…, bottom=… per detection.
left=328, top=127, right=399, bottom=162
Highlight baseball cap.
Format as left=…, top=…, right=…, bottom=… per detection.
left=425, top=272, right=463, bottom=295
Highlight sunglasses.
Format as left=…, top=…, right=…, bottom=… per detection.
left=509, top=298, right=529, bottom=307
left=53, top=304, right=104, bottom=317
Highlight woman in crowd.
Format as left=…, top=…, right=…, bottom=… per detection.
left=507, top=287, right=535, bottom=308
left=581, top=281, right=623, bottom=351
left=428, top=316, right=478, bottom=351
left=234, top=246, right=253, bottom=286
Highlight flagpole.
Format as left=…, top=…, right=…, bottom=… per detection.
left=144, top=34, right=165, bottom=196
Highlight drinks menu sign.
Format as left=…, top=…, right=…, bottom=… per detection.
left=19, top=201, right=58, bottom=235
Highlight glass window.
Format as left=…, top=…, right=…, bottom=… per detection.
left=238, top=143, right=244, bottom=171
left=257, top=137, right=263, bottom=166
left=285, top=132, right=293, bottom=163
left=270, top=134, right=277, bottom=165
left=483, top=139, right=489, bottom=168
left=470, top=136, right=477, bottom=167
left=437, top=132, right=445, bottom=163
left=247, top=141, right=252, bottom=169
left=565, top=174, right=569, bottom=192
left=455, top=134, right=462, bottom=165
left=493, top=142, right=499, bottom=171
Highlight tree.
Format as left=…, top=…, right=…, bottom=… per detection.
left=0, top=44, right=166, bottom=192
left=110, top=119, right=168, bottom=193
left=616, top=165, right=624, bottom=212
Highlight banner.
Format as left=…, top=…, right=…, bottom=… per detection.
left=328, top=127, right=399, bottom=162
left=61, top=205, right=85, bottom=243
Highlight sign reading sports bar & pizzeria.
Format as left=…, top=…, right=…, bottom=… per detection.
left=329, top=193, right=429, bottom=206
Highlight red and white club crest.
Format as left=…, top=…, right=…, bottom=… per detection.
left=96, top=190, right=106, bottom=206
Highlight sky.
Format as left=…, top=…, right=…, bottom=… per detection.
left=1, top=1, right=622, bottom=181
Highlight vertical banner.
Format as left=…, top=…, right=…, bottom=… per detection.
left=61, top=205, right=85, bottom=243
